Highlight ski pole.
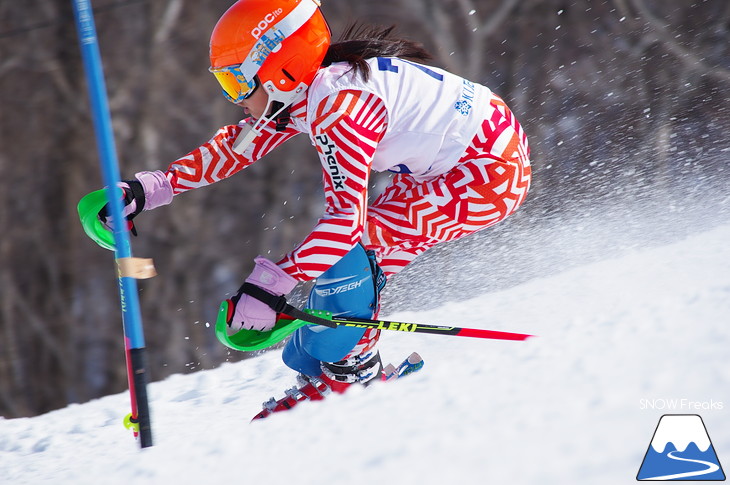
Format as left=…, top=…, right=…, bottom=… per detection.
left=71, top=0, right=153, bottom=448
left=321, top=312, right=534, bottom=341
left=216, top=298, right=534, bottom=352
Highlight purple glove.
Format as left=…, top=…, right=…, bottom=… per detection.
left=99, top=170, right=173, bottom=233
left=229, top=257, right=298, bottom=332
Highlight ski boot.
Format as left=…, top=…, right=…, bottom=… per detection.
left=252, top=329, right=382, bottom=421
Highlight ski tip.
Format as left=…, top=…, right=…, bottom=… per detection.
left=382, top=351, right=425, bottom=381
left=381, top=364, right=397, bottom=381
left=407, top=352, right=423, bottom=364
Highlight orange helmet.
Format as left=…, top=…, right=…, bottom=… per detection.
left=209, top=0, right=330, bottom=106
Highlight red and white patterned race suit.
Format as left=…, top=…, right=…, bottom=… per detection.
left=164, top=58, right=531, bottom=280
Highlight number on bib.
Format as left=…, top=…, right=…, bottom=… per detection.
left=376, top=57, right=444, bottom=82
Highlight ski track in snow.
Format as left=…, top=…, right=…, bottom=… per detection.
left=1, top=224, right=729, bottom=485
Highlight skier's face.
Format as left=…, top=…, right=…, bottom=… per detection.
left=238, top=85, right=268, bottom=120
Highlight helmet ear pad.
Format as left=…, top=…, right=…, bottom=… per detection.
left=258, top=52, right=306, bottom=94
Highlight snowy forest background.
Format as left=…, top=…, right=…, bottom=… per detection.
left=0, top=0, right=728, bottom=419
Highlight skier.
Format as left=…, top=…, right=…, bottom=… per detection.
left=98, top=0, right=531, bottom=418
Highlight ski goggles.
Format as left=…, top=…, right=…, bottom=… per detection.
left=209, top=64, right=258, bottom=104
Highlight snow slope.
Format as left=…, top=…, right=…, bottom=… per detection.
left=1, top=224, right=729, bottom=485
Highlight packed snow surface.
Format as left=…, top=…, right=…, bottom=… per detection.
left=2, top=225, right=729, bottom=484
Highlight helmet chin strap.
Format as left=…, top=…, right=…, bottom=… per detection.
left=271, top=101, right=292, bottom=132
left=232, top=81, right=306, bottom=155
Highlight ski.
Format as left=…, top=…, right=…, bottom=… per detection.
left=383, top=352, right=424, bottom=381
left=251, top=352, right=424, bottom=421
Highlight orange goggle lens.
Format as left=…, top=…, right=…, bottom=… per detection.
left=210, top=66, right=257, bottom=103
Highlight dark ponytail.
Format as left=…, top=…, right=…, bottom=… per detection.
left=322, top=24, right=433, bottom=81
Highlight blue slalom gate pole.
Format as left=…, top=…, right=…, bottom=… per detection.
left=71, top=0, right=153, bottom=447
